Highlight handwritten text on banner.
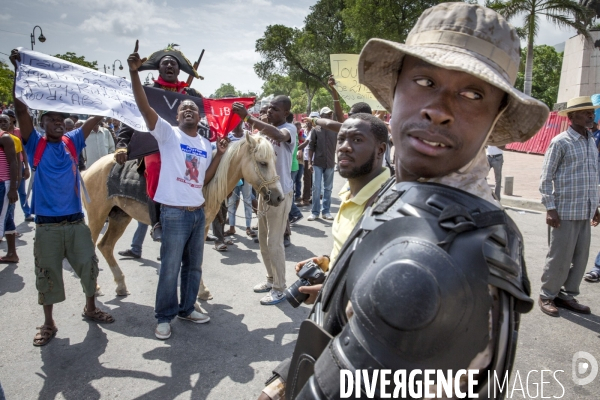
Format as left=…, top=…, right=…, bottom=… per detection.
left=14, top=48, right=147, bottom=131
left=329, top=54, right=384, bottom=111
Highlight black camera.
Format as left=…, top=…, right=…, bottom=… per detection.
left=285, top=260, right=326, bottom=308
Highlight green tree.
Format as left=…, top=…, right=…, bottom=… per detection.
left=260, top=74, right=298, bottom=97
left=211, top=83, right=239, bottom=98
left=487, top=0, right=590, bottom=96
left=0, top=61, right=14, bottom=105
left=514, top=45, right=562, bottom=108
left=342, top=0, right=451, bottom=49
left=53, top=52, right=98, bottom=69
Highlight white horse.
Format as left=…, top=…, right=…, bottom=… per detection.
left=82, top=132, right=283, bottom=298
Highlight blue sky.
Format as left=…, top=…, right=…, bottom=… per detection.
left=1, top=0, right=577, bottom=97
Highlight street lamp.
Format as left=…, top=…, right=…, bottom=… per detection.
left=112, top=59, right=123, bottom=76
left=30, top=25, right=46, bottom=50
left=144, top=72, right=155, bottom=85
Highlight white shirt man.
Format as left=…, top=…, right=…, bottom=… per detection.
left=84, top=122, right=115, bottom=168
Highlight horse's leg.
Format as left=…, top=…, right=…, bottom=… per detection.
left=98, top=209, right=132, bottom=296
left=197, top=224, right=213, bottom=301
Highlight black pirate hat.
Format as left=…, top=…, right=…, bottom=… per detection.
left=139, top=44, right=200, bottom=79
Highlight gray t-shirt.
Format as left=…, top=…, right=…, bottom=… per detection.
left=266, top=122, right=297, bottom=195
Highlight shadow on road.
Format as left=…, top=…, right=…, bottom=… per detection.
left=95, top=298, right=300, bottom=399
left=36, top=323, right=167, bottom=400
left=0, top=264, right=25, bottom=296
left=560, top=310, right=600, bottom=334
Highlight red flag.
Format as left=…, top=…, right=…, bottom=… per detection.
left=203, top=97, right=255, bottom=141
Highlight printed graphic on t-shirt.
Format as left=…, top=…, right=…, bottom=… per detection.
left=178, top=144, right=208, bottom=188
left=185, top=154, right=200, bottom=183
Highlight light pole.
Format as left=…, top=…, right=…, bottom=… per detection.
left=103, top=64, right=107, bottom=74
left=112, top=59, right=123, bottom=76
left=30, top=25, right=46, bottom=50
left=144, top=72, right=155, bottom=85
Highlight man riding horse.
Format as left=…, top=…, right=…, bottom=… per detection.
left=114, top=44, right=202, bottom=250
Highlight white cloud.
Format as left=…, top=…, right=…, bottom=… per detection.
left=60, top=13, right=67, bottom=19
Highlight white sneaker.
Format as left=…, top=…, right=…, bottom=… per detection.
left=307, top=214, right=319, bottom=221
left=155, top=322, right=171, bottom=340
left=177, top=310, right=210, bottom=324
left=260, top=290, right=286, bottom=305
left=253, top=281, right=273, bottom=293
left=322, top=213, right=334, bottom=220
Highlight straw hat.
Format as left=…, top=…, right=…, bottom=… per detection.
left=358, top=2, right=549, bottom=146
left=557, top=96, right=600, bottom=117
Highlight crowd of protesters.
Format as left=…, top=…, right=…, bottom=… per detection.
left=2, top=20, right=600, bottom=354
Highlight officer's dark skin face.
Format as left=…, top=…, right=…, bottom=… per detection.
left=391, top=56, right=506, bottom=182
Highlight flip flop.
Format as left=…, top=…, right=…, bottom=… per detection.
left=224, top=239, right=234, bottom=245
left=246, top=228, right=257, bottom=238
left=0, top=256, right=19, bottom=263
left=224, top=228, right=236, bottom=237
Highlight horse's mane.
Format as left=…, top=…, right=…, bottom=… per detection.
left=203, top=134, right=275, bottom=209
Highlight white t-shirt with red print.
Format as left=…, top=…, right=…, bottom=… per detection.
left=150, top=117, right=212, bottom=207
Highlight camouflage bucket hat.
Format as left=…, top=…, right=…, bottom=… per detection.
left=358, top=2, right=550, bottom=146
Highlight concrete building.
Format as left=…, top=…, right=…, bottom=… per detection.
left=556, top=30, right=600, bottom=108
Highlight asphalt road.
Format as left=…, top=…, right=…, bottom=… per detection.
left=1, top=174, right=600, bottom=399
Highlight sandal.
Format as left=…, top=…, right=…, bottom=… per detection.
left=246, top=227, right=257, bottom=238
left=224, top=239, right=234, bottom=245
left=224, top=227, right=236, bottom=237
left=214, top=243, right=228, bottom=252
left=33, top=324, right=58, bottom=346
left=82, top=306, right=115, bottom=324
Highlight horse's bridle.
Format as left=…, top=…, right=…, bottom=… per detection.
left=251, top=147, right=279, bottom=203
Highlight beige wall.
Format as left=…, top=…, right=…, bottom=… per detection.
left=557, top=31, right=600, bottom=104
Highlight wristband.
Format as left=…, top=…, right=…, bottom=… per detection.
left=115, top=148, right=127, bottom=155
left=243, top=114, right=251, bottom=123
left=312, top=118, right=318, bottom=126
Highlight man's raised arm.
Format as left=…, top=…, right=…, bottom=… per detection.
left=127, top=40, right=158, bottom=131
left=9, top=50, right=34, bottom=144
left=231, top=103, right=291, bottom=143
left=81, top=116, right=105, bottom=140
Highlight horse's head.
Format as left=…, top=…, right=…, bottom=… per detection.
left=241, top=131, right=284, bottom=207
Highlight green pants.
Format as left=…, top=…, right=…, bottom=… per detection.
left=34, top=220, right=99, bottom=305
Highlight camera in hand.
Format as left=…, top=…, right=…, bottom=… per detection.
left=285, top=260, right=326, bottom=308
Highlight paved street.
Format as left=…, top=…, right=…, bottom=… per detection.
left=1, top=170, right=600, bottom=399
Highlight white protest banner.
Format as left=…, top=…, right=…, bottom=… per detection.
left=14, top=48, right=147, bottom=131
left=330, top=54, right=385, bottom=111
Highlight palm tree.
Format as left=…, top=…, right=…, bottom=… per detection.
left=487, top=0, right=591, bottom=96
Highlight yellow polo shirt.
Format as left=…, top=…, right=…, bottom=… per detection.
left=330, top=168, right=391, bottom=265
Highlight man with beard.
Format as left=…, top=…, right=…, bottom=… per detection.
left=116, top=44, right=202, bottom=258
left=282, top=114, right=390, bottom=306
left=259, top=3, right=549, bottom=399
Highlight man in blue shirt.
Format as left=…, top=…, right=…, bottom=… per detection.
left=10, top=49, right=115, bottom=347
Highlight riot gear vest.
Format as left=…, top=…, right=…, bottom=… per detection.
left=286, top=180, right=533, bottom=399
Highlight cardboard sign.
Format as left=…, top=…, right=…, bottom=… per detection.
left=330, top=54, right=385, bottom=111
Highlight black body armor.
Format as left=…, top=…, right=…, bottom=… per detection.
left=286, top=181, right=533, bottom=399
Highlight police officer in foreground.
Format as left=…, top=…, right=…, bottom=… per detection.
left=259, top=3, right=549, bottom=399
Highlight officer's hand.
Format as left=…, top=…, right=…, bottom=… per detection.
left=115, top=152, right=127, bottom=165
left=298, top=284, right=322, bottom=305
left=546, top=209, right=560, bottom=228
